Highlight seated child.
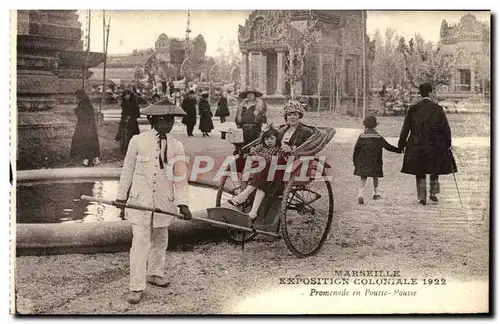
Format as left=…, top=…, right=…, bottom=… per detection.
left=353, top=115, right=402, bottom=204
left=226, top=125, right=289, bottom=222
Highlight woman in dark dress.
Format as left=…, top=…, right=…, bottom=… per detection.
left=235, top=88, right=267, bottom=145
left=215, top=91, right=230, bottom=123
left=70, top=89, right=100, bottom=166
left=115, top=90, right=141, bottom=154
left=198, top=91, right=214, bottom=137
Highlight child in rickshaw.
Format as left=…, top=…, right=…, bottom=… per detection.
left=226, top=124, right=290, bottom=223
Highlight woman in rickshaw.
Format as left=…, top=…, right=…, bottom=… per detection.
left=225, top=100, right=314, bottom=223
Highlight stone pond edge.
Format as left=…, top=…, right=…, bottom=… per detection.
left=15, top=168, right=226, bottom=256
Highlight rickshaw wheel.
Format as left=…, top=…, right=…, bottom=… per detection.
left=279, top=176, right=334, bottom=258
left=215, top=173, right=256, bottom=243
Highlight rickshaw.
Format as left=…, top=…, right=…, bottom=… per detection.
left=210, top=125, right=336, bottom=258
left=82, top=125, right=336, bottom=259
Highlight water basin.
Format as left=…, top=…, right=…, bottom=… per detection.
left=17, top=180, right=217, bottom=224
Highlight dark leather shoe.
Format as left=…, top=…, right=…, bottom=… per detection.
left=127, top=290, right=143, bottom=304
left=373, top=194, right=381, bottom=200
left=419, top=200, right=426, bottom=205
left=147, top=275, right=171, bottom=287
left=430, top=195, right=438, bottom=202
left=358, top=197, right=364, bottom=205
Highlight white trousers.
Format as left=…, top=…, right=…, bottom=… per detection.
left=129, top=224, right=169, bottom=291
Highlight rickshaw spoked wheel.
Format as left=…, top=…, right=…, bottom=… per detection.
left=279, top=174, right=334, bottom=258
left=215, top=172, right=257, bottom=243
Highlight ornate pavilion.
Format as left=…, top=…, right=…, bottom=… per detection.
left=237, top=10, right=375, bottom=106
left=439, top=13, right=490, bottom=94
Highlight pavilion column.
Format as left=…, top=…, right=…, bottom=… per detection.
left=276, top=50, right=285, bottom=95
left=450, top=69, right=456, bottom=92
left=240, top=50, right=249, bottom=90
left=470, top=68, right=476, bottom=92
left=316, top=52, right=324, bottom=95
left=259, top=51, right=267, bottom=95
left=250, top=51, right=260, bottom=89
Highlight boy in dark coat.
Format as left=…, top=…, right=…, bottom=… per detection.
left=353, top=116, right=401, bottom=204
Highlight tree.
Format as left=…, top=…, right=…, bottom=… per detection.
left=475, top=41, right=490, bottom=100
left=213, top=38, right=241, bottom=82
left=398, top=35, right=453, bottom=92
left=371, top=28, right=405, bottom=89
left=324, top=47, right=343, bottom=113
left=134, top=65, right=144, bottom=81
left=282, top=11, right=322, bottom=99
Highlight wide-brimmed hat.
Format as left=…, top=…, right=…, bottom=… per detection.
left=238, top=87, right=263, bottom=99
left=140, top=98, right=186, bottom=116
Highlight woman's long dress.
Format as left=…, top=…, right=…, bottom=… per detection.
left=70, top=99, right=100, bottom=160
left=198, top=99, right=214, bottom=133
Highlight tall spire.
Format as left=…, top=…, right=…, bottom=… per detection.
left=185, top=10, right=192, bottom=58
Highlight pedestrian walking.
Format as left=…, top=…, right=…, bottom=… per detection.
left=181, top=90, right=197, bottom=137
left=215, top=91, right=230, bottom=123
left=353, top=116, right=402, bottom=204
left=70, top=89, right=100, bottom=166
left=398, top=82, right=458, bottom=205
left=198, top=91, right=214, bottom=137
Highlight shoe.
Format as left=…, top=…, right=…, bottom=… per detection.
left=147, top=275, right=171, bottom=287
left=227, top=200, right=242, bottom=208
left=373, top=194, right=381, bottom=200
left=419, top=200, right=426, bottom=205
left=430, top=195, right=438, bottom=202
left=127, top=290, right=143, bottom=304
left=358, top=197, right=364, bottom=205
left=92, top=157, right=100, bottom=166
left=248, top=216, right=257, bottom=228
left=82, top=159, right=89, bottom=166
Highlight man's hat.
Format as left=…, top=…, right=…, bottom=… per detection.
left=418, top=82, right=433, bottom=95
left=201, top=90, right=209, bottom=97
left=140, top=98, right=186, bottom=116
left=238, top=87, right=263, bottom=99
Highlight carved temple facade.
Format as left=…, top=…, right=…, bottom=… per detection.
left=237, top=10, right=374, bottom=104
left=16, top=10, right=104, bottom=169
left=17, top=10, right=104, bottom=109
left=439, top=13, right=490, bottom=93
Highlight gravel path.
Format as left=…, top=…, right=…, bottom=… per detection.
left=14, top=141, right=490, bottom=314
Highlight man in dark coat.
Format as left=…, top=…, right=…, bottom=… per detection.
left=215, top=91, right=230, bottom=123
left=181, top=90, right=197, bottom=137
left=398, top=83, right=458, bottom=205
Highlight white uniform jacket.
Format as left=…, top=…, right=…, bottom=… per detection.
left=116, top=129, right=189, bottom=228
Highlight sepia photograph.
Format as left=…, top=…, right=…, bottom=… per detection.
left=9, top=7, right=491, bottom=315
